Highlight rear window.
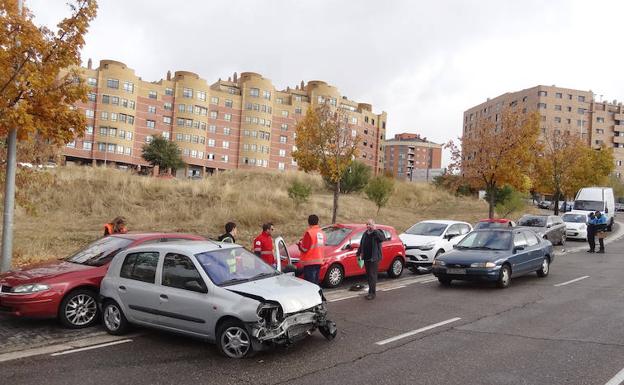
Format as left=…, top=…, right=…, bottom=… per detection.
left=475, top=222, right=508, bottom=230
left=562, top=214, right=587, bottom=223
left=518, top=216, right=547, bottom=227
left=65, top=237, right=133, bottom=266
left=405, top=222, right=447, bottom=236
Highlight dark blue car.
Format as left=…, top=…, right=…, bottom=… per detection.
left=431, top=228, right=554, bottom=288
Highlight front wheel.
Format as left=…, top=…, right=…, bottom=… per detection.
left=217, top=320, right=255, bottom=359
left=387, top=257, right=404, bottom=278
left=497, top=265, right=511, bottom=289
left=536, top=257, right=550, bottom=278
left=323, top=264, right=344, bottom=288
left=59, top=289, right=99, bottom=329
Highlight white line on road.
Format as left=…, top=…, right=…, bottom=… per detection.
left=375, top=317, right=462, bottom=346
left=328, top=294, right=361, bottom=302
left=605, top=366, right=624, bottom=385
left=420, top=278, right=438, bottom=284
left=554, top=276, right=590, bottom=287
left=50, top=339, right=133, bottom=357
left=379, top=285, right=406, bottom=292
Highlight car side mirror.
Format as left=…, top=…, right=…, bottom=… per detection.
left=184, top=280, right=207, bottom=293
left=452, top=244, right=458, bottom=249
left=344, top=243, right=352, bottom=250
left=513, top=246, right=525, bottom=253
left=445, top=233, right=459, bottom=240
left=546, top=224, right=552, bottom=228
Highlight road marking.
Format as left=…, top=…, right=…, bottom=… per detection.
left=605, top=366, right=624, bottom=385
left=420, top=277, right=438, bottom=284
left=379, top=285, right=406, bottom=292
left=554, top=276, right=590, bottom=287
left=328, top=294, right=361, bottom=302
left=50, top=339, right=133, bottom=356
left=375, top=317, right=462, bottom=346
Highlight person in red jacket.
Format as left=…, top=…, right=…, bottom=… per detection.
left=298, top=214, right=325, bottom=284
left=253, top=223, right=275, bottom=267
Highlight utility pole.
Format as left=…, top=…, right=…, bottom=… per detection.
left=1, top=0, right=23, bottom=272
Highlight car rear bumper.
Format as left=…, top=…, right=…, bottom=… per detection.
left=405, top=249, right=435, bottom=265
left=0, top=292, right=60, bottom=318
left=432, top=266, right=501, bottom=282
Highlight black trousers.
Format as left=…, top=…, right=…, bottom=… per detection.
left=587, top=226, right=595, bottom=251
left=364, top=260, right=379, bottom=295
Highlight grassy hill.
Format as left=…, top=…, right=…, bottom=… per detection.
left=6, top=166, right=488, bottom=267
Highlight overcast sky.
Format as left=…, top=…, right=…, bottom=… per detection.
left=28, top=0, right=624, bottom=165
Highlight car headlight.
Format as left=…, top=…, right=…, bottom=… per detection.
left=432, top=259, right=446, bottom=266
left=420, top=242, right=435, bottom=251
left=11, top=284, right=50, bottom=293
left=470, top=262, right=497, bottom=268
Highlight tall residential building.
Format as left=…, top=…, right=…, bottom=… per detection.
left=65, top=59, right=388, bottom=177
left=384, top=133, right=442, bottom=181
left=463, top=85, right=624, bottom=178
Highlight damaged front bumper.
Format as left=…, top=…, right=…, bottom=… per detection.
left=248, top=302, right=337, bottom=347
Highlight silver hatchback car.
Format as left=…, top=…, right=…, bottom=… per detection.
left=99, top=241, right=336, bottom=358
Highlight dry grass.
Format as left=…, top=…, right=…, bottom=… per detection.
left=5, top=166, right=488, bottom=267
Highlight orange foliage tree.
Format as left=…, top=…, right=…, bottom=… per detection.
left=293, top=104, right=360, bottom=223
left=447, top=109, right=540, bottom=218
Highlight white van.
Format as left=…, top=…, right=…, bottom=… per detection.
left=573, top=187, right=615, bottom=230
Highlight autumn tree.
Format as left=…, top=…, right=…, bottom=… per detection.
left=447, top=109, right=540, bottom=218
left=365, top=175, right=395, bottom=214
left=0, top=0, right=98, bottom=271
left=141, top=135, right=185, bottom=174
left=293, top=104, right=360, bottom=223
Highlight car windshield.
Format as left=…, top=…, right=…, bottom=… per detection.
left=456, top=231, right=511, bottom=250
left=323, top=226, right=353, bottom=246
left=518, top=216, right=547, bottom=227
left=574, top=200, right=604, bottom=211
left=195, top=247, right=278, bottom=286
left=65, top=237, right=133, bottom=266
left=405, top=222, right=447, bottom=236
left=562, top=214, right=587, bottom=223
left=475, top=221, right=509, bottom=230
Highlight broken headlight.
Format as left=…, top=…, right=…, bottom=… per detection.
left=256, top=302, right=283, bottom=327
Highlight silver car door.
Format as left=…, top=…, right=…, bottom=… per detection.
left=117, top=251, right=162, bottom=324
left=157, top=253, right=212, bottom=336
left=274, top=236, right=290, bottom=272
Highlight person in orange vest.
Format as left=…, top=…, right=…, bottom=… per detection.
left=297, top=214, right=325, bottom=284
left=104, top=216, right=128, bottom=236
left=253, top=223, right=276, bottom=268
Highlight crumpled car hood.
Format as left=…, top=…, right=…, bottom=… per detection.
left=228, top=274, right=322, bottom=314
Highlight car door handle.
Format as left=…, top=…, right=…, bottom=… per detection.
left=118, top=285, right=126, bottom=292
left=160, top=294, right=168, bottom=300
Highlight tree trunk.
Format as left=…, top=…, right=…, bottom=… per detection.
left=553, top=190, right=560, bottom=216
left=488, top=186, right=496, bottom=219
left=332, top=180, right=340, bottom=224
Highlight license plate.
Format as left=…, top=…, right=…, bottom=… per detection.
left=447, top=268, right=466, bottom=275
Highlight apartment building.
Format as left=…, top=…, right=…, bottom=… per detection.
left=65, top=59, right=388, bottom=177
left=384, top=133, right=442, bottom=181
left=463, top=85, right=624, bottom=178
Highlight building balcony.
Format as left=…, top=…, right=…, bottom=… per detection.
left=615, top=114, right=624, bottom=121
left=613, top=136, right=624, bottom=144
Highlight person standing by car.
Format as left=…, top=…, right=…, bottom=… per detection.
left=587, top=212, right=596, bottom=253
left=218, top=222, right=237, bottom=243
left=104, top=216, right=128, bottom=236
left=253, top=223, right=276, bottom=267
left=297, top=214, right=325, bottom=284
left=591, top=211, right=608, bottom=253
left=356, top=219, right=386, bottom=300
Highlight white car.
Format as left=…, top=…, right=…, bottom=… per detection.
left=561, top=211, right=591, bottom=240
left=399, top=220, right=473, bottom=272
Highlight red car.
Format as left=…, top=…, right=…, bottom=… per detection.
left=287, top=224, right=406, bottom=288
left=0, top=233, right=204, bottom=328
left=474, top=218, right=516, bottom=230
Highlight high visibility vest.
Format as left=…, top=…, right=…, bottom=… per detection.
left=300, top=226, right=325, bottom=266
left=104, top=223, right=114, bottom=236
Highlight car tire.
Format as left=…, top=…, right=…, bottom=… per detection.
left=536, top=256, right=550, bottom=278
left=438, top=277, right=452, bottom=286
left=497, top=264, right=511, bottom=289
left=387, top=257, right=404, bottom=278
left=58, top=289, right=99, bottom=329
left=216, top=319, right=255, bottom=359
left=102, top=300, right=130, bottom=335
left=323, top=264, right=344, bottom=288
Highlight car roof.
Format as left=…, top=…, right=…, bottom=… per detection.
left=328, top=223, right=396, bottom=231
left=416, top=220, right=469, bottom=225
left=112, top=233, right=205, bottom=241
left=121, top=240, right=240, bottom=255
left=479, top=218, right=512, bottom=223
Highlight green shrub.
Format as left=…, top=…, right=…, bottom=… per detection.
left=287, top=179, right=312, bottom=208
left=323, top=160, right=371, bottom=194
left=365, top=176, right=395, bottom=214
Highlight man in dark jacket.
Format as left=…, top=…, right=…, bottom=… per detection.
left=587, top=212, right=596, bottom=253
left=356, top=219, right=386, bottom=300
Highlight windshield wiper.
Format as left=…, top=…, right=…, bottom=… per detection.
left=218, top=278, right=251, bottom=286
left=250, top=271, right=278, bottom=280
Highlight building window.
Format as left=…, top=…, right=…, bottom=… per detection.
left=111, top=96, right=119, bottom=105
left=224, top=99, right=233, bottom=108
left=87, top=92, right=96, bottom=102
left=210, top=96, right=219, bottom=105
left=123, top=81, right=134, bottom=93
left=224, top=113, right=232, bottom=122
left=186, top=104, right=194, bottom=113
left=578, top=95, right=586, bottom=102
left=295, top=107, right=302, bottom=114
left=222, top=155, right=229, bottom=163
left=163, top=116, right=172, bottom=125
left=538, top=103, right=547, bottom=109
left=178, top=104, right=185, bottom=113
left=554, top=117, right=561, bottom=123
left=555, top=92, right=562, bottom=99
left=196, top=91, right=206, bottom=101
left=281, top=123, right=288, bottom=131
left=250, top=88, right=260, bottom=97
left=100, top=111, right=108, bottom=120
left=279, top=149, right=286, bottom=157
left=65, top=141, right=75, bottom=148
left=110, top=112, right=118, bottom=122
left=538, top=90, right=547, bottom=97
left=148, top=91, right=157, bottom=99
left=351, top=117, right=358, bottom=124
left=276, top=97, right=283, bottom=104
left=83, top=141, right=92, bottom=150
left=280, top=135, right=287, bottom=144
left=578, top=108, right=585, bottom=114
left=554, top=105, right=562, bottom=111
left=146, top=120, right=155, bottom=129
left=596, top=128, right=605, bottom=134
left=278, top=162, right=285, bottom=171
left=87, top=77, right=97, bottom=86
left=85, top=109, right=95, bottom=119
left=222, top=141, right=230, bottom=149
left=210, top=111, right=217, bottom=119
left=208, top=125, right=216, bottom=133
left=148, top=106, right=156, bottom=114
left=182, top=88, right=193, bottom=98
left=165, top=88, right=173, bottom=96
left=223, top=127, right=231, bottom=135
left=107, top=78, right=119, bottom=89
left=597, top=117, right=605, bottom=123
left=263, top=90, right=271, bottom=100
left=208, top=139, right=215, bottom=147
left=281, top=110, right=289, bottom=117
left=108, top=128, right=117, bottom=137
left=163, top=102, right=172, bottom=111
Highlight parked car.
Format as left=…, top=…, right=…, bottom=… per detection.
left=561, top=211, right=591, bottom=240
left=574, top=187, right=615, bottom=231
left=474, top=218, right=516, bottom=230
left=432, top=228, right=554, bottom=288
left=99, top=241, right=337, bottom=358
left=287, top=224, right=406, bottom=288
left=516, top=214, right=566, bottom=246
left=557, top=201, right=574, bottom=212
left=0, top=233, right=204, bottom=328
left=399, top=220, right=472, bottom=273
left=538, top=200, right=552, bottom=209
left=616, top=203, right=624, bottom=212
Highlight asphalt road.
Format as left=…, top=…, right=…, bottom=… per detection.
left=2, top=235, right=624, bottom=385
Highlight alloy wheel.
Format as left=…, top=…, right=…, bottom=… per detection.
left=328, top=266, right=343, bottom=287
left=65, top=293, right=97, bottom=327
left=392, top=259, right=403, bottom=276
left=104, top=304, right=121, bottom=331
left=221, top=326, right=251, bottom=358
